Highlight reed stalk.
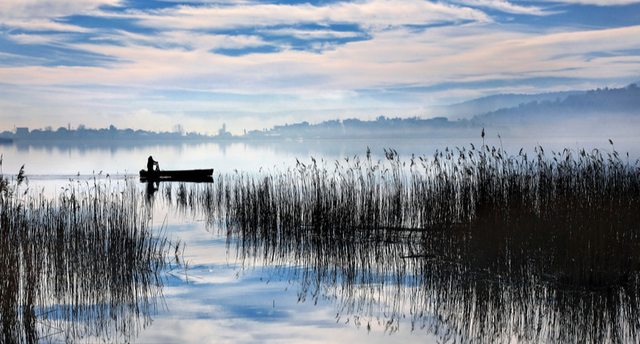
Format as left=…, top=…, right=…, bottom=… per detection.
left=0, top=170, right=171, bottom=343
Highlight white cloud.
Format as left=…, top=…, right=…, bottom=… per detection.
left=117, top=0, right=490, bottom=31
left=452, top=0, right=551, bottom=15
left=101, top=29, right=269, bottom=51
left=6, top=33, right=69, bottom=45
left=0, top=0, right=122, bottom=20
left=156, top=0, right=252, bottom=3
left=261, top=28, right=363, bottom=40
left=2, top=23, right=640, bottom=92
left=2, top=18, right=92, bottom=32
left=511, top=25, right=640, bottom=56
left=522, top=0, right=640, bottom=5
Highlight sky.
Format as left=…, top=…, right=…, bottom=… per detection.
left=0, top=0, right=639, bottom=135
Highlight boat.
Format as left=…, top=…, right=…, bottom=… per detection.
left=139, top=169, right=213, bottom=182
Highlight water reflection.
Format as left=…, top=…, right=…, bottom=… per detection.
left=0, top=179, right=172, bottom=343
left=146, top=180, right=160, bottom=200
left=227, top=228, right=640, bottom=343
left=5, top=138, right=639, bottom=179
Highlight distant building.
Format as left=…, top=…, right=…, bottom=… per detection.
left=15, top=127, right=29, bottom=136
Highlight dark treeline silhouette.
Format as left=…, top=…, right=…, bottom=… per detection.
left=245, top=116, right=476, bottom=139
left=0, top=124, right=233, bottom=142
left=245, top=83, right=640, bottom=139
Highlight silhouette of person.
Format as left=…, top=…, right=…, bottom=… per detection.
left=147, top=156, right=159, bottom=172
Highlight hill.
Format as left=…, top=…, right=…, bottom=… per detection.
left=433, top=91, right=583, bottom=120
left=470, top=84, right=640, bottom=138
left=245, top=83, right=640, bottom=140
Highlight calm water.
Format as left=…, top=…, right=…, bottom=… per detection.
left=2, top=137, right=639, bottom=343
left=4, top=136, right=639, bottom=177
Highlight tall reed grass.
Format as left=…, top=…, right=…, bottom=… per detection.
left=166, top=136, right=640, bottom=343
left=187, top=139, right=640, bottom=288
left=0, top=168, right=172, bottom=343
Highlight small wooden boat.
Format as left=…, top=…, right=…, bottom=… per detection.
left=139, top=169, right=213, bottom=182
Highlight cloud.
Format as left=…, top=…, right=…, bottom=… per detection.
left=155, top=0, right=253, bottom=3
left=6, top=33, right=69, bottom=45
left=3, top=23, right=640, bottom=92
left=107, top=29, right=270, bottom=51
left=296, top=23, right=640, bottom=93
left=2, top=19, right=92, bottom=32
left=512, top=25, right=640, bottom=56
left=0, top=0, right=122, bottom=20
left=118, top=0, right=491, bottom=31
left=4, top=22, right=638, bottom=109
left=522, top=0, right=640, bottom=5
left=452, top=0, right=551, bottom=15
left=261, top=28, right=364, bottom=40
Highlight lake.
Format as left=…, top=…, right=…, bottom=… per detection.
left=2, top=137, right=640, bottom=343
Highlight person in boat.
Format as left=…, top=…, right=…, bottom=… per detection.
left=147, top=156, right=159, bottom=172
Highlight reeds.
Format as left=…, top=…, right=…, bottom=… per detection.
left=193, top=140, right=640, bottom=287
left=0, top=170, right=171, bottom=343
left=170, top=137, right=640, bottom=343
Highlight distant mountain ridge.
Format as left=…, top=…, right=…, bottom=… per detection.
left=472, top=83, right=640, bottom=124
left=244, top=83, right=640, bottom=139
left=433, top=91, right=584, bottom=119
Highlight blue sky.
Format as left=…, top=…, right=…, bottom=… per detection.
left=1, top=0, right=639, bottom=134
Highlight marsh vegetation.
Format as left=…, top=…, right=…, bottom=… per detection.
left=163, top=137, right=640, bottom=343
left=0, top=170, right=174, bottom=343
